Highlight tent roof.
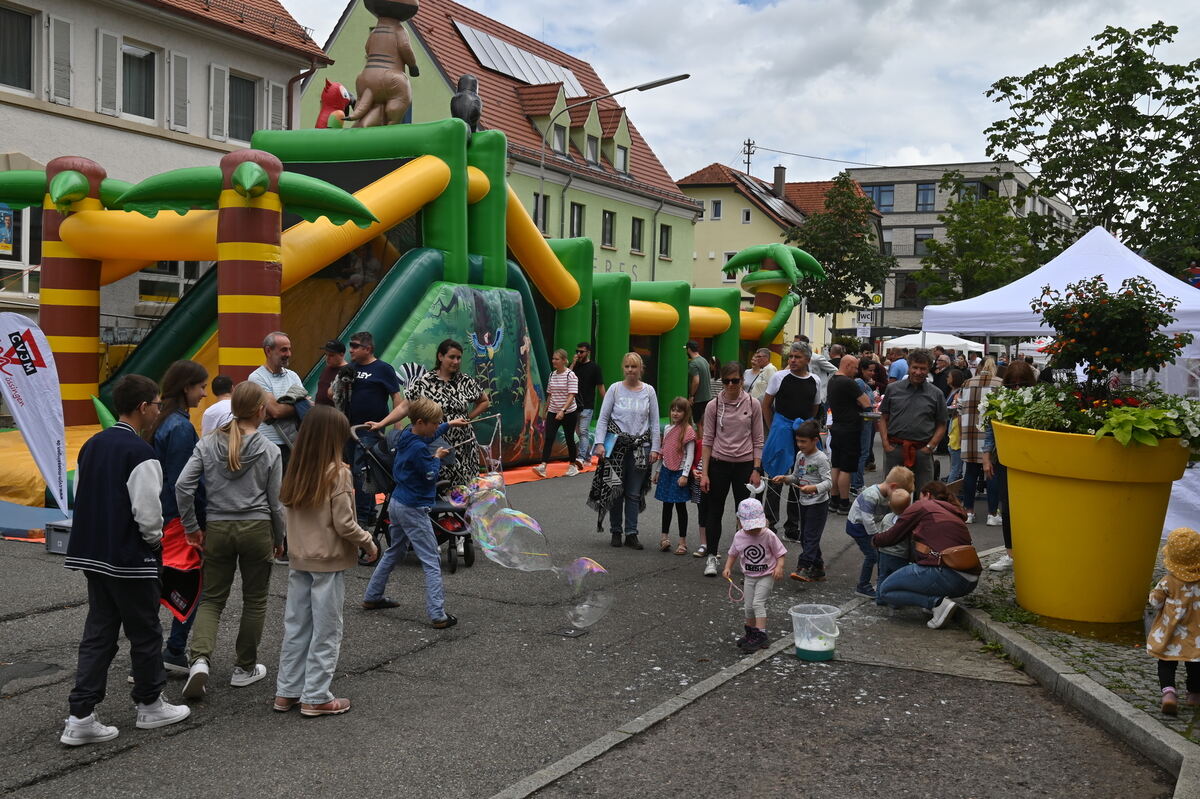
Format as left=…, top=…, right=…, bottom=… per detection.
left=884, top=332, right=984, bottom=351
left=921, top=227, right=1200, bottom=337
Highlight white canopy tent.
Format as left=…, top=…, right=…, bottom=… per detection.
left=921, top=227, right=1200, bottom=357
left=883, top=332, right=983, bottom=351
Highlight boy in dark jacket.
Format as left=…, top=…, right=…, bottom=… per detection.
left=361, top=397, right=467, bottom=627
left=61, top=375, right=191, bottom=746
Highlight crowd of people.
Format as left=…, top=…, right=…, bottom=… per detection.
left=58, top=329, right=1014, bottom=746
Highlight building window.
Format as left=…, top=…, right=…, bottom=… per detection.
left=741, top=208, right=751, bottom=224
left=658, top=224, right=671, bottom=258
left=569, top=202, right=585, bottom=238
left=601, top=210, right=615, bottom=247
left=881, top=228, right=893, bottom=256
left=122, top=43, right=156, bottom=119
left=0, top=7, right=34, bottom=91
left=916, top=182, right=935, bottom=212
left=614, top=145, right=628, bottom=173
left=228, top=74, right=257, bottom=142
left=586, top=135, right=599, bottom=164
left=552, top=124, right=567, bottom=154
left=722, top=252, right=737, bottom=283
left=914, top=228, right=935, bottom=257
left=895, top=272, right=929, bottom=309
left=865, top=185, right=894, bottom=214
left=697, top=202, right=704, bottom=221
left=532, top=193, right=549, bottom=234
left=630, top=217, right=644, bottom=253
left=710, top=199, right=722, bottom=220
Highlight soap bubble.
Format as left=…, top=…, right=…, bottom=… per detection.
left=556, top=557, right=614, bottom=628
left=473, top=508, right=554, bottom=572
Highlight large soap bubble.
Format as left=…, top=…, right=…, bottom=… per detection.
left=556, top=557, right=614, bottom=628
left=474, top=508, right=554, bottom=572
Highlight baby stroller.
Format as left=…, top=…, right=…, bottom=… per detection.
left=349, top=425, right=475, bottom=573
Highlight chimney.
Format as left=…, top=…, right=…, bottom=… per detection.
left=773, top=165, right=786, bottom=198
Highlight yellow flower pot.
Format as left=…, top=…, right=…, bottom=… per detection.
left=993, top=422, right=1189, bottom=623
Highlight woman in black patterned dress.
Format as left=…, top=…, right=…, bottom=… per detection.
left=405, top=339, right=491, bottom=488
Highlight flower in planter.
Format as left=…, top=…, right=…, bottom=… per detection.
left=980, top=275, right=1200, bottom=449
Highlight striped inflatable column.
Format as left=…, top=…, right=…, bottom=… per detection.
left=40, top=157, right=105, bottom=426
left=746, top=261, right=791, bottom=353
left=216, top=150, right=284, bottom=383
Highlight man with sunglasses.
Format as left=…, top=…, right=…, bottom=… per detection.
left=571, top=343, right=605, bottom=469
left=761, top=342, right=822, bottom=540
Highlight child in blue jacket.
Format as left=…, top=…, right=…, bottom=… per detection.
left=361, top=397, right=467, bottom=627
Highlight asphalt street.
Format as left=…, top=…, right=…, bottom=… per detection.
left=0, top=453, right=1173, bottom=798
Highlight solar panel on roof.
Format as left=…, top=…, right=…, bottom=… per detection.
left=454, top=20, right=586, bottom=96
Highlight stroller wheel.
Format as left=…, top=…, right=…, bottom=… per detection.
left=446, top=538, right=458, bottom=574
left=462, top=536, right=474, bottom=567
left=359, top=528, right=388, bottom=567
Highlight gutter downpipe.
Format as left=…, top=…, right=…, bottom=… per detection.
left=649, top=198, right=665, bottom=281
left=286, top=61, right=319, bottom=130
left=557, top=173, right=575, bottom=239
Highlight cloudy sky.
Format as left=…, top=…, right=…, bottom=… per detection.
left=282, top=0, right=1200, bottom=184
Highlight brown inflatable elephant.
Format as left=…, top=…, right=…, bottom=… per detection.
left=347, top=0, right=421, bottom=128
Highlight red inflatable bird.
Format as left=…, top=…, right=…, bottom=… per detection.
left=317, top=79, right=355, bottom=128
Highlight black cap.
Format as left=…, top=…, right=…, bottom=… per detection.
left=321, top=339, right=346, bottom=355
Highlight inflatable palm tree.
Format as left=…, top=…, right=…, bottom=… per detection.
left=721, top=242, right=825, bottom=352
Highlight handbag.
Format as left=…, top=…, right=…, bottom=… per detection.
left=915, top=540, right=981, bottom=572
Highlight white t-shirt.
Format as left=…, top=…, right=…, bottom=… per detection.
left=201, top=397, right=233, bottom=437
left=249, top=365, right=303, bottom=445
left=743, top=363, right=777, bottom=401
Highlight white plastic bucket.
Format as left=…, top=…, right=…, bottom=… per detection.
left=790, top=603, right=840, bottom=661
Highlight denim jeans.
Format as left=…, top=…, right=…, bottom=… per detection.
left=576, top=409, right=594, bottom=461
left=189, top=519, right=274, bottom=669
left=347, top=429, right=380, bottom=522
left=364, top=498, right=446, bottom=621
left=960, top=461, right=998, bottom=516
left=877, top=563, right=976, bottom=610
left=165, top=614, right=194, bottom=655
left=609, top=447, right=648, bottom=538
left=948, top=447, right=963, bottom=484
left=796, top=500, right=828, bottom=570
left=277, top=569, right=345, bottom=705
left=763, top=480, right=800, bottom=537
left=851, top=423, right=874, bottom=492
left=849, top=533, right=878, bottom=592
left=875, top=552, right=909, bottom=603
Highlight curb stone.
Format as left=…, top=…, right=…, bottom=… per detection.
left=960, top=606, right=1200, bottom=799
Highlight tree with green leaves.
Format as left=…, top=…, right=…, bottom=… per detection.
left=782, top=171, right=894, bottom=316
left=985, top=21, right=1200, bottom=272
left=911, top=170, right=1072, bottom=303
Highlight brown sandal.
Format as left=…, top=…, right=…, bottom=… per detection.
left=674, top=541, right=688, bottom=555
left=659, top=536, right=671, bottom=552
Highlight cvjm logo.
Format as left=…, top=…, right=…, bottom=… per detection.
left=0, top=329, right=46, bottom=376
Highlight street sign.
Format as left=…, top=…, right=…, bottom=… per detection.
left=856, top=326, right=872, bottom=340
left=856, top=310, right=873, bottom=326
left=870, top=292, right=883, bottom=307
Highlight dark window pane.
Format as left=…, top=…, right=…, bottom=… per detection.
left=122, top=46, right=155, bottom=118
left=631, top=217, right=643, bottom=251
left=228, top=75, right=256, bottom=141
left=0, top=8, right=33, bottom=91
left=916, top=183, right=935, bottom=212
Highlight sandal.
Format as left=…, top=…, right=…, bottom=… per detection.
left=692, top=545, right=707, bottom=558
left=659, top=536, right=671, bottom=552
left=674, top=541, right=688, bottom=555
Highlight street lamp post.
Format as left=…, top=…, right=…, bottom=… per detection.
left=535, top=73, right=689, bottom=233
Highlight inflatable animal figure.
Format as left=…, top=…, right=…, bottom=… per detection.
left=512, top=334, right=543, bottom=458
left=347, top=0, right=421, bottom=128
left=450, top=74, right=482, bottom=142
left=316, top=79, right=355, bottom=128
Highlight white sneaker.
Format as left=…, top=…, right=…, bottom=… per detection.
left=565, top=464, right=580, bottom=477
left=704, top=555, right=719, bottom=577
left=230, top=663, right=267, bottom=687
left=60, top=713, right=119, bottom=746
left=532, top=464, right=547, bottom=478
left=135, top=694, right=191, bottom=729
left=986, top=514, right=1002, bottom=527
left=988, top=554, right=1014, bottom=572
left=182, top=658, right=209, bottom=699
left=965, top=512, right=975, bottom=524
left=927, top=598, right=958, bottom=629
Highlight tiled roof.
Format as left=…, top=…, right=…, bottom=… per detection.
left=678, top=163, right=805, bottom=229
left=785, top=180, right=874, bottom=215
left=408, top=0, right=692, bottom=205
left=597, top=107, right=625, bottom=137
left=514, top=84, right=561, bottom=117
left=134, top=0, right=330, bottom=63
left=677, top=162, right=739, bottom=186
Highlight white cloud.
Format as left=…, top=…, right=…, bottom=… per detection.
left=283, top=0, right=1200, bottom=184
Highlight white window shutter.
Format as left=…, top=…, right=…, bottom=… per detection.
left=209, top=64, right=228, bottom=140
left=96, top=29, right=119, bottom=115
left=49, top=18, right=72, bottom=105
left=268, top=81, right=285, bottom=130
left=169, top=52, right=189, bottom=132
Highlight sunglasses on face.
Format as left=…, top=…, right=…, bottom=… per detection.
left=722, top=378, right=742, bottom=384
left=349, top=343, right=364, bottom=349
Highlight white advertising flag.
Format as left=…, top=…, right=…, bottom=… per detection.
left=0, top=313, right=67, bottom=511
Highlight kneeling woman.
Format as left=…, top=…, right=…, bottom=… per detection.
left=871, top=481, right=980, bottom=630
